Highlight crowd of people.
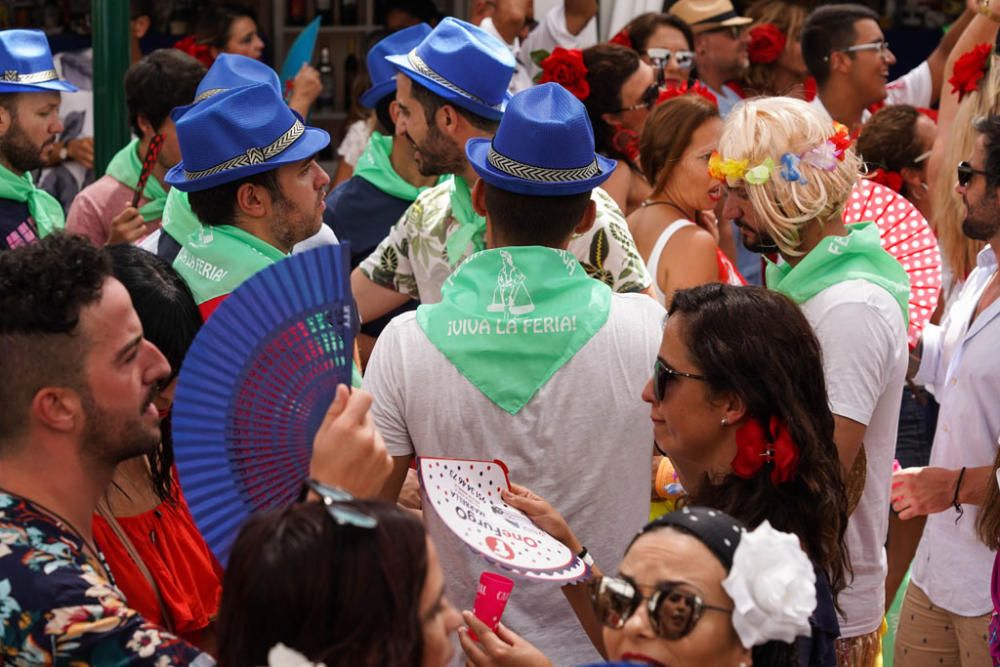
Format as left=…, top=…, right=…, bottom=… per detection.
left=0, top=0, right=999, bottom=665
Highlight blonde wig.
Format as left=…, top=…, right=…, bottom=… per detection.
left=718, top=96, right=862, bottom=256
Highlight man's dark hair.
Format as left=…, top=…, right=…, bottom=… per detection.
left=483, top=183, right=592, bottom=247
left=975, top=115, right=1000, bottom=190
left=801, top=4, right=880, bottom=88
left=409, top=80, right=500, bottom=133
left=373, top=94, right=395, bottom=135
left=129, top=0, right=153, bottom=19
left=125, top=49, right=206, bottom=137
left=188, top=168, right=283, bottom=227
left=0, top=234, right=111, bottom=442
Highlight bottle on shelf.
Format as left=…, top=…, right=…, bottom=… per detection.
left=343, top=48, right=359, bottom=112
left=287, top=0, right=306, bottom=26
left=317, top=47, right=335, bottom=112
left=316, top=0, right=333, bottom=25
left=339, top=0, right=359, bottom=25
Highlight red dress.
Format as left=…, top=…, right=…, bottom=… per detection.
left=92, top=475, right=223, bottom=646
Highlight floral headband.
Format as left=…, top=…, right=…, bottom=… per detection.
left=948, top=42, right=991, bottom=102
left=708, top=122, right=853, bottom=186
left=657, top=80, right=718, bottom=107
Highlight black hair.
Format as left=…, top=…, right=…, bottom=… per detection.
left=106, top=245, right=201, bottom=503
left=408, top=79, right=500, bottom=133
left=483, top=183, right=592, bottom=248
left=378, top=0, right=440, bottom=25
left=0, top=234, right=111, bottom=442
left=125, top=49, right=206, bottom=137
left=374, top=93, right=395, bottom=135
left=622, top=12, right=695, bottom=53
left=975, top=114, right=1000, bottom=190
left=187, top=168, right=283, bottom=227
left=801, top=4, right=880, bottom=87
left=196, top=3, right=258, bottom=50
left=581, top=44, right=642, bottom=165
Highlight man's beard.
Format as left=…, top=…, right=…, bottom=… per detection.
left=272, top=188, right=322, bottom=250
left=962, top=194, right=1000, bottom=241
left=735, top=218, right=779, bottom=254
left=80, top=385, right=161, bottom=467
left=0, top=120, right=51, bottom=172
left=407, top=124, right=466, bottom=177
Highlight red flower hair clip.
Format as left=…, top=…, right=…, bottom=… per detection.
left=656, top=81, right=719, bottom=107
left=866, top=167, right=904, bottom=193
left=539, top=47, right=591, bottom=101
left=609, top=28, right=633, bottom=49
left=731, top=416, right=799, bottom=485
left=747, top=23, right=787, bottom=64
left=948, top=43, right=991, bottom=102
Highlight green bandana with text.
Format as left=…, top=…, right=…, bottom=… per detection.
left=417, top=246, right=611, bottom=414
left=444, top=177, right=486, bottom=267
left=353, top=132, right=449, bottom=201
left=0, top=163, right=64, bottom=237
left=104, top=138, right=168, bottom=222
left=766, top=222, right=910, bottom=325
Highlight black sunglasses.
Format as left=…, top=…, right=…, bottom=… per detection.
left=619, top=84, right=660, bottom=112
left=704, top=25, right=745, bottom=40
left=957, top=161, right=989, bottom=187
left=590, top=575, right=731, bottom=639
left=306, top=479, right=378, bottom=529
left=652, top=356, right=709, bottom=402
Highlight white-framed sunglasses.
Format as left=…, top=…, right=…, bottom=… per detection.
left=825, top=40, right=891, bottom=61
left=646, top=48, right=695, bottom=69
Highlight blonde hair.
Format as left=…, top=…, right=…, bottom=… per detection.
left=740, top=0, right=810, bottom=96
left=718, top=96, right=862, bottom=256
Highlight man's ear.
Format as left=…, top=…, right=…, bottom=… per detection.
left=828, top=50, right=852, bottom=75
left=0, top=99, right=16, bottom=138
left=31, top=386, right=82, bottom=435
left=136, top=114, right=156, bottom=141
left=572, top=199, right=596, bottom=236
left=236, top=181, right=271, bottom=219
left=389, top=99, right=401, bottom=125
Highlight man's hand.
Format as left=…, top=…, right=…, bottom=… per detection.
left=891, top=466, right=960, bottom=520
left=310, top=385, right=392, bottom=497
left=107, top=206, right=147, bottom=245
left=67, top=137, right=95, bottom=169
left=460, top=612, right=553, bottom=667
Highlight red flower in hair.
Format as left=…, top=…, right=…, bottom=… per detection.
left=173, top=35, right=215, bottom=68
left=539, top=47, right=591, bottom=101
left=747, top=23, right=787, bottom=64
left=656, top=81, right=718, bottom=107
left=609, top=28, right=633, bottom=49
left=731, top=416, right=800, bottom=485
left=949, top=43, right=991, bottom=101
left=866, top=168, right=904, bottom=193
left=611, top=126, right=640, bottom=162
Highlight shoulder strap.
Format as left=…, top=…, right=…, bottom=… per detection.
left=646, top=219, right=696, bottom=304
left=96, top=503, right=175, bottom=633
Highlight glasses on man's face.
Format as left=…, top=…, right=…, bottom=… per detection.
left=957, top=160, right=989, bottom=187
left=704, top=25, right=744, bottom=40
left=646, top=48, right=695, bottom=70
left=590, top=575, right=731, bottom=639
left=306, top=479, right=378, bottom=529
left=618, top=83, right=660, bottom=113
left=652, top=356, right=709, bottom=402
left=828, top=40, right=891, bottom=61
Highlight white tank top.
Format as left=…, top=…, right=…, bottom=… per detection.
left=645, top=219, right=696, bottom=308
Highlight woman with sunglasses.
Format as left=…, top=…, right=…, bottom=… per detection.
left=217, top=489, right=463, bottom=666
left=628, top=94, right=743, bottom=308
left=613, top=13, right=696, bottom=90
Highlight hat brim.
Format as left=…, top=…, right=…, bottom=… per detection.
left=466, top=137, right=616, bottom=197
left=359, top=79, right=395, bottom=109
left=0, top=79, right=78, bottom=94
left=387, top=53, right=509, bottom=121
left=164, top=126, right=331, bottom=192
left=693, top=16, right=753, bottom=32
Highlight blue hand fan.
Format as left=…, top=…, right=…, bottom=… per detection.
left=171, top=244, right=355, bottom=565
left=280, top=16, right=322, bottom=95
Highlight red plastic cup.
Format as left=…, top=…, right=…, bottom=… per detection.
left=470, top=572, right=514, bottom=641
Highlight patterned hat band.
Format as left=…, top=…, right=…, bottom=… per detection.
left=183, top=119, right=305, bottom=181
left=2, top=68, right=57, bottom=84
left=407, top=50, right=504, bottom=112
left=487, top=146, right=600, bottom=183
left=194, top=88, right=226, bottom=103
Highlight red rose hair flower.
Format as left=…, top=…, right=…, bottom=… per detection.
left=948, top=43, right=991, bottom=102
left=731, top=416, right=799, bottom=485
left=866, top=167, right=904, bottom=193
left=609, top=28, right=633, bottom=49
left=539, top=47, right=591, bottom=101
left=747, top=23, right=787, bottom=65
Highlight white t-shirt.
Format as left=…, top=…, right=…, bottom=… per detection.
left=519, top=3, right=599, bottom=83
left=365, top=293, right=665, bottom=666
left=810, top=61, right=933, bottom=123
left=799, top=279, right=908, bottom=638
left=480, top=17, right=533, bottom=93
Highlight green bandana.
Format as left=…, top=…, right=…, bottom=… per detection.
left=172, top=224, right=286, bottom=306
left=767, top=222, right=910, bottom=325
left=354, top=132, right=449, bottom=201
left=104, top=138, right=168, bottom=222
left=444, top=177, right=486, bottom=267
left=417, top=246, right=612, bottom=414
left=160, top=189, right=201, bottom=244
left=0, top=163, right=64, bottom=237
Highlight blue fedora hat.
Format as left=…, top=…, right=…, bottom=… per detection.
left=165, top=83, right=330, bottom=192
left=466, top=83, right=615, bottom=197
left=359, top=23, right=432, bottom=109
left=173, top=54, right=281, bottom=120
left=387, top=17, right=514, bottom=121
left=0, top=30, right=76, bottom=94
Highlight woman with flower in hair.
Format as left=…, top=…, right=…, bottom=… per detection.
left=736, top=0, right=813, bottom=99
left=628, top=93, right=743, bottom=308
left=540, top=44, right=656, bottom=214
left=611, top=13, right=696, bottom=90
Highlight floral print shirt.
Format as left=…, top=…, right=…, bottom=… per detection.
left=358, top=182, right=653, bottom=304
left=0, top=492, right=213, bottom=666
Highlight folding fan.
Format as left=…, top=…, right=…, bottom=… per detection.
left=842, top=180, right=942, bottom=346
left=171, top=244, right=355, bottom=565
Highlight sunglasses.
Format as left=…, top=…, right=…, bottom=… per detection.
left=618, top=84, right=660, bottom=112
left=646, top=48, right=695, bottom=70
left=590, top=575, right=731, bottom=639
left=957, top=161, right=989, bottom=187
left=827, top=40, right=891, bottom=61
left=703, top=25, right=744, bottom=40
left=306, top=479, right=378, bottom=529
left=652, top=356, right=709, bottom=402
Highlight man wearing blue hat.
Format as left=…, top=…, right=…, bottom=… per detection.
left=0, top=29, right=77, bottom=251
left=164, top=81, right=331, bottom=320
left=65, top=49, right=206, bottom=247
left=367, top=83, right=664, bottom=665
left=351, top=17, right=652, bottom=328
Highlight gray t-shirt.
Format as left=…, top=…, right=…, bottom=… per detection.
left=365, top=293, right=665, bottom=665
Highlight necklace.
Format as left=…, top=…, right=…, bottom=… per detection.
left=640, top=198, right=695, bottom=220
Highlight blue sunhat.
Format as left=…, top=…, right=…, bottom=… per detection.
left=387, top=17, right=514, bottom=121
left=165, top=82, right=330, bottom=192
left=359, top=23, right=432, bottom=109
left=0, top=30, right=77, bottom=94
left=466, top=83, right=615, bottom=197
left=173, top=53, right=281, bottom=120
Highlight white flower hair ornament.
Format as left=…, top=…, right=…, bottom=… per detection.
left=264, top=643, right=327, bottom=667
left=721, top=520, right=816, bottom=647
